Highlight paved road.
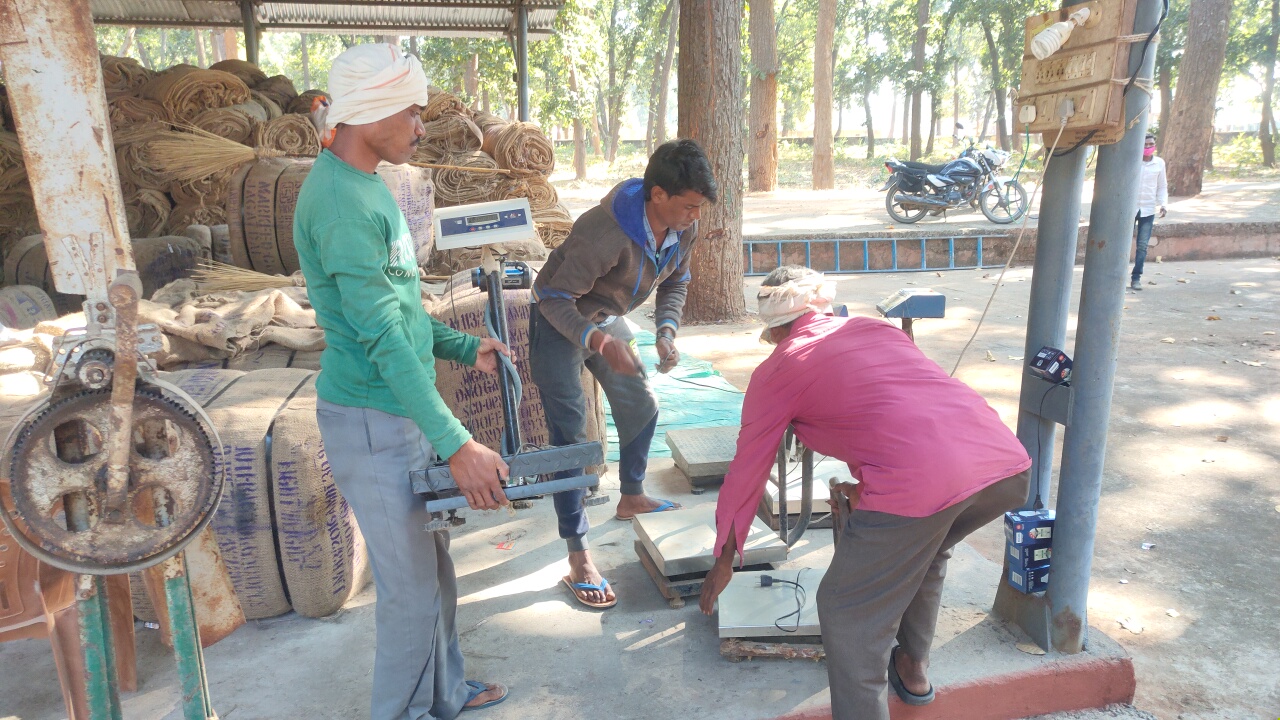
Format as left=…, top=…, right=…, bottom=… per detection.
left=559, top=180, right=1280, bottom=237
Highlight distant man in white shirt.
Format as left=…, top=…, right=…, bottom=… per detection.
left=1131, top=133, right=1168, bottom=291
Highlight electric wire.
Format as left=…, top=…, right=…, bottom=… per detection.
left=949, top=118, right=1070, bottom=376
left=770, top=568, right=809, bottom=634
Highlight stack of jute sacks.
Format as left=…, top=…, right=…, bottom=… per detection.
left=0, top=55, right=330, bottom=261
left=410, top=92, right=574, bottom=275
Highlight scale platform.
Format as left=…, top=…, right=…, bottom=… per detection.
left=633, top=506, right=788, bottom=576
left=717, top=568, right=825, bottom=639
left=665, top=426, right=739, bottom=486
left=757, top=456, right=858, bottom=531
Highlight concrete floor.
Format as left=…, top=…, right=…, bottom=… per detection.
left=1, top=257, right=1276, bottom=720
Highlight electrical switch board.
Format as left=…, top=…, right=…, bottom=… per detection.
left=1016, top=0, right=1139, bottom=147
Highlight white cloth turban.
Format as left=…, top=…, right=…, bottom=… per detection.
left=757, top=270, right=837, bottom=329
left=318, top=43, right=432, bottom=130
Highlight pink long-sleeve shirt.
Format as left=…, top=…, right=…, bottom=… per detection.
left=715, top=312, right=1032, bottom=560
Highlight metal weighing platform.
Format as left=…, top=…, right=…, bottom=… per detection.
left=666, top=425, right=740, bottom=487
left=633, top=507, right=788, bottom=608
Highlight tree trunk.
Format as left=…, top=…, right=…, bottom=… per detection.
left=888, top=93, right=897, bottom=142
left=592, top=91, right=606, bottom=157
left=748, top=0, right=778, bottom=191
left=118, top=27, right=135, bottom=57
left=952, top=65, right=960, bottom=134
left=979, top=92, right=993, bottom=141
left=862, top=91, right=876, bottom=158
left=655, top=0, right=679, bottom=147
left=902, top=96, right=910, bottom=145
left=836, top=106, right=843, bottom=138
left=678, top=0, right=746, bottom=323
left=482, top=88, right=490, bottom=114
left=464, top=54, right=480, bottom=106
left=980, top=19, right=1010, bottom=149
left=300, top=34, right=311, bottom=89
left=1157, top=62, right=1172, bottom=152
left=995, top=89, right=1010, bottom=151
left=1260, top=0, right=1278, bottom=167
left=909, top=0, right=929, bottom=160
left=569, top=64, right=588, bottom=180
left=812, top=0, right=837, bottom=189
left=646, top=1, right=676, bottom=154
left=210, top=30, right=224, bottom=63
left=1163, top=0, right=1233, bottom=196
left=925, top=92, right=938, bottom=155
left=223, top=30, right=238, bottom=61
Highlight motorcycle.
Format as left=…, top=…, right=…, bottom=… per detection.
left=881, top=139, right=1029, bottom=225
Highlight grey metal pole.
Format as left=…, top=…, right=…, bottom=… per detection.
left=1047, top=0, right=1162, bottom=654
left=516, top=4, right=530, bottom=121
left=1014, top=145, right=1087, bottom=510
left=241, top=0, right=259, bottom=66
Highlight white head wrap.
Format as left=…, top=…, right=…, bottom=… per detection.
left=757, top=270, right=837, bottom=331
left=318, top=43, right=432, bottom=130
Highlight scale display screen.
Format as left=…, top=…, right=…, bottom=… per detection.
left=465, top=212, right=501, bottom=226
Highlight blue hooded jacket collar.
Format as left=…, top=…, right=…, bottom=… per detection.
left=610, top=178, right=653, bottom=252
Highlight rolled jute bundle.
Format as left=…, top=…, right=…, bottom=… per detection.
left=124, top=188, right=172, bottom=238
left=166, top=203, right=226, bottom=237
left=0, top=196, right=38, bottom=258
left=433, top=151, right=502, bottom=206
left=271, top=378, right=372, bottom=618
left=474, top=113, right=508, bottom=156
left=113, top=122, right=170, bottom=190
left=420, top=114, right=483, bottom=155
left=140, top=67, right=252, bottom=124
left=209, top=224, right=233, bottom=266
left=197, top=368, right=315, bottom=620
left=0, top=285, right=56, bottom=330
left=169, top=168, right=233, bottom=208
left=422, top=92, right=469, bottom=122
left=209, top=59, right=268, bottom=88
left=0, top=131, right=26, bottom=193
left=409, top=143, right=448, bottom=166
left=249, top=90, right=283, bottom=121
left=254, top=75, right=299, bottom=110
left=257, top=114, right=321, bottom=157
left=492, top=174, right=559, bottom=212
left=7, top=235, right=81, bottom=314
left=287, top=90, right=330, bottom=116
left=492, top=121, right=555, bottom=176
left=229, top=100, right=268, bottom=124
left=533, top=202, right=575, bottom=249
left=101, top=55, right=153, bottom=98
left=233, top=157, right=304, bottom=275
left=191, top=107, right=258, bottom=146
left=107, top=95, right=172, bottom=129
left=226, top=345, right=296, bottom=372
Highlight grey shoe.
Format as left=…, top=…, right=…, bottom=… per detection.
left=1130, top=278, right=1143, bottom=291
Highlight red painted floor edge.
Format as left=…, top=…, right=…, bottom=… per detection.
left=774, top=655, right=1136, bottom=720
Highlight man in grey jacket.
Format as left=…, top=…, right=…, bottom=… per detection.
left=529, top=139, right=717, bottom=607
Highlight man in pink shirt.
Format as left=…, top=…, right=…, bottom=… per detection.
left=699, top=267, right=1031, bottom=720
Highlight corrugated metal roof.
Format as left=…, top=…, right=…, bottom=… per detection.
left=89, top=0, right=563, bottom=38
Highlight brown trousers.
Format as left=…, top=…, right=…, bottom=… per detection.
left=816, top=471, right=1030, bottom=720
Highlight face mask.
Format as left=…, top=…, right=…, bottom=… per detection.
left=1143, top=148, right=1155, bottom=159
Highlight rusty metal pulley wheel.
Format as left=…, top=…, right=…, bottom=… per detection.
left=0, top=380, right=222, bottom=574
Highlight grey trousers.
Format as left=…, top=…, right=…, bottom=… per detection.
left=316, top=398, right=470, bottom=720
left=816, top=471, right=1030, bottom=720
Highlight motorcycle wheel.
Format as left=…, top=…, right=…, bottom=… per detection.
left=885, top=180, right=929, bottom=224
left=980, top=180, right=1029, bottom=224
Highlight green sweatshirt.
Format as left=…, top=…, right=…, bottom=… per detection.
left=294, top=150, right=479, bottom=459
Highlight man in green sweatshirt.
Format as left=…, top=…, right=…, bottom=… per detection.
left=295, top=43, right=509, bottom=720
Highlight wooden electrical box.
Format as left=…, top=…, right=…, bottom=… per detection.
left=1016, top=0, right=1139, bottom=148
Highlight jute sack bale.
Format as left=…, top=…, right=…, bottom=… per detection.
left=428, top=287, right=608, bottom=474
left=271, top=379, right=372, bottom=618
left=180, top=224, right=214, bottom=259
left=227, top=344, right=295, bottom=371
left=209, top=224, right=234, bottom=266
left=209, top=59, right=267, bottom=89
left=8, top=236, right=82, bottom=315
left=197, top=368, right=313, bottom=619
left=131, top=236, right=204, bottom=300
left=240, top=158, right=295, bottom=275
left=0, top=285, right=56, bottom=330
left=290, top=350, right=322, bottom=370
left=272, top=161, right=312, bottom=274
left=376, top=162, right=435, bottom=267
left=132, top=368, right=246, bottom=624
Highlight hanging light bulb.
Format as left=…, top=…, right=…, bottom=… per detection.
left=1031, top=7, right=1092, bottom=61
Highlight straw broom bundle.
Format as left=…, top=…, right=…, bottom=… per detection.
left=192, top=260, right=302, bottom=293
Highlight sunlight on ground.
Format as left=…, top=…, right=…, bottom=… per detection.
left=622, top=622, right=685, bottom=652
left=1146, top=399, right=1247, bottom=428
left=1157, top=367, right=1251, bottom=389
left=457, top=558, right=569, bottom=606
left=1087, top=587, right=1189, bottom=644
left=1257, top=394, right=1280, bottom=425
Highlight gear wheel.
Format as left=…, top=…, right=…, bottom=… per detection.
left=0, top=383, right=222, bottom=574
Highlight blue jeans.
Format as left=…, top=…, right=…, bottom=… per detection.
left=528, top=303, right=659, bottom=552
left=1132, top=212, right=1155, bottom=281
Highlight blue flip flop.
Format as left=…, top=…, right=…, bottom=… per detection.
left=614, top=499, right=680, bottom=521
left=562, top=575, right=618, bottom=609
left=462, top=680, right=508, bottom=712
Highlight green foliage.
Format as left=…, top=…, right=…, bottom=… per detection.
left=1216, top=133, right=1264, bottom=169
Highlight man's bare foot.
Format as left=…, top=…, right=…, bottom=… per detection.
left=615, top=494, right=681, bottom=520
left=567, top=550, right=616, bottom=605
left=463, top=682, right=505, bottom=708
left=893, top=647, right=931, bottom=696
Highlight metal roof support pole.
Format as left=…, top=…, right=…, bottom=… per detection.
left=241, top=0, right=259, bottom=65
left=516, top=2, right=530, bottom=121
left=1015, top=0, right=1160, bottom=654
